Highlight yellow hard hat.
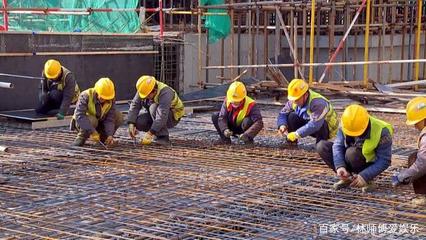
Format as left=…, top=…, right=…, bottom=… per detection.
left=406, top=97, right=426, bottom=125
left=44, top=59, right=62, bottom=79
left=94, top=77, right=115, bottom=100
left=288, top=79, right=309, bottom=101
left=341, top=104, right=370, bottom=136
left=136, top=75, right=157, bottom=98
left=227, top=81, right=247, bottom=103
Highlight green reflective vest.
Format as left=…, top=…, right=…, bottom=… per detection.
left=153, top=81, right=185, bottom=121
left=78, top=88, right=112, bottom=120
left=226, top=96, right=255, bottom=126
left=345, top=116, right=393, bottom=163
left=292, top=90, right=338, bottom=139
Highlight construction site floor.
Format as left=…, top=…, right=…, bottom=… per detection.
left=0, top=106, right=425, bottom=239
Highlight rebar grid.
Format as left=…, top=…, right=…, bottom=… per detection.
left=0, top=110, right=425, bottom=239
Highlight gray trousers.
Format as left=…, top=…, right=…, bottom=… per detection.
left=73, top=110, right=123, bottom=141
left=408, top=152, right=426, bottom=194
left=134, top=103, right=179, bottom=137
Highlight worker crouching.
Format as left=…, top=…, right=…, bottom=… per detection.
left=393, top=97, right=426, bottom=206
left=212, top=81, right=263, bottom=144
left=127, top=76, right=184, bottom=146
left=317, top=104, right=393, bottom=192
left=70, top=78, right=123, bottom=147
left=36, top=59, right=80, bottom=120
left=277, top=79, right=338, bottom=146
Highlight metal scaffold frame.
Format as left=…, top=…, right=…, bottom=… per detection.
left=0, top=1, right=425, bottom=88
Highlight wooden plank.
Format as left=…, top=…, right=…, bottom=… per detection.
left=266, top=64, right=288, bottom=86
left=311, top=82, right=355, bottom=92
left=31, top=118, right=73, bottom=130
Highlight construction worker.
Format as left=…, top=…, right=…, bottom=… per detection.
left=277, top=79, right=338, bottom=145
left=392, top=97, right=426, bottom=206
left=127, top=75, right=184, bottom=145
left=317, top=104, right=393, bottom=192
left=36, top=59, right=80, bottom=120
left=70, top=78, right=123, bottom=146
left=211, top=81, right=263, bottom=144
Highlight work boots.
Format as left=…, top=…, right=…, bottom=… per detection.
left=215, top=138, right=231, bottom=145
left=239, top=134, right=254, bottom=145
left=361, top=181, right=376, bottom=193
left=411, top=195, right=426, bottom=206
left=155, top=136, right=171, bottom=146
left=332, top=179, right=351, bottom=190
left=72, top=136, right=87, bottom=146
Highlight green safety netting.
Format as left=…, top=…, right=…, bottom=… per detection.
left=200, top=0, right=231, bottom=44
left=0, top=0, right=140, bottom=33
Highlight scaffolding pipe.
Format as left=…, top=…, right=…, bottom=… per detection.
left=159, top=0, right=164, bottom=38
left=0, top=51, right=158, bottom=57
left=202, top=58, right=426, bottom=70
left=0, top=81, right=13, bottom=88
left=318, top=0, right=367, bottom=83
left=414, top=0, right=423, bottom=89
left=1, top=0, right=8, bottom=31
left=308, top=0, right=315, bottom=84
left=363, top=0, right=371, bottom=88
left=197, top=2, right=202, bottom=87
left=0, top=73, right=42, bottom=80
left=0, top=7, right=226, bottom=15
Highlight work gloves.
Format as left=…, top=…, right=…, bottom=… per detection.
left=142, top=132, right=154, bottom=145
left=128, top=123, right=137, bottom=139
left=391, top=172, right=409, bottom=187
left=287, top=132, right=300, bottom=142
left=56, top=113, right=64, bottom=120
left=223, top=129, right=233, bottom=138
left=90, top=131, right=100, bottom=142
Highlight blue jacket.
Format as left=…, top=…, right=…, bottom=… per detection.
left=276, top=94, right=329, bottom=137
left=332, top=126, right=392, bottom=181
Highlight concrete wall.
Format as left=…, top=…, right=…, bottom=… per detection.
left=0, top=32, right=156, bottom=111
left=184, top=32, right=426, bottom=94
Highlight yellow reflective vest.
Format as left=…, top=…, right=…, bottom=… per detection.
left=344, top=116, right=393, bottom=163
left=52, top=67, right=80, bottom=103
left=75, top=88, right=112, bottom=120
left=226, top=96, right=255, bottom=126
left=292, top=90, right=338, bottom=139
left=153, top=81, right=185, bottom=121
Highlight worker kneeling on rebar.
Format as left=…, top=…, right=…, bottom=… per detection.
left=317, top=104, right=393, bottom=192
left=211, top=81, right=263, bottom=145
left=70, top=78, right=123, bottom=147
left=36, top=59, right=80, bottom=120
left=277, top=79, right=338, bottom=146
left=127, top=76, right=184, bottom=146
left=392, top=97, right=426, bottom=206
